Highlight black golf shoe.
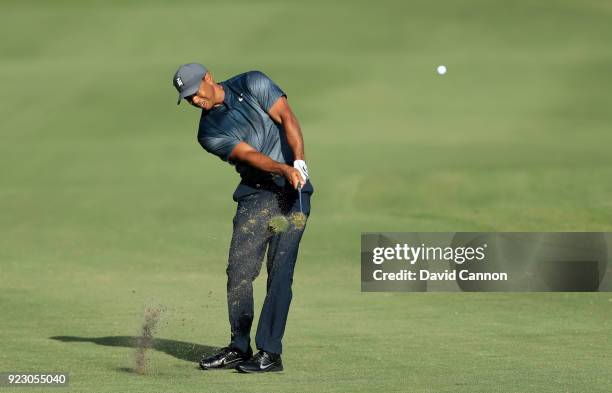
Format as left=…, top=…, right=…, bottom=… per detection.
left=199, top=346, right=252, bottom=370
left=235, top=350, right=283, bottom=373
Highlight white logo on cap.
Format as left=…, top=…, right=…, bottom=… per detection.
left=176, top=77, right=184, bottom=87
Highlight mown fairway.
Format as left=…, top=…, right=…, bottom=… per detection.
left=1, top=1, right=611, bottom=392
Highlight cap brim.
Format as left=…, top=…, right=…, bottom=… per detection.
left=177, top=84, right=200, bottom=105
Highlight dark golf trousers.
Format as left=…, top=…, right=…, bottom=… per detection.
left=227, top=179, right=312, bottom=355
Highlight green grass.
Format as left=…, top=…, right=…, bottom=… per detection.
left=2, top=0, right=612, bottom=392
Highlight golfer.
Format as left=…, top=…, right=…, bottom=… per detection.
left=172, top=63, right=313, bottom=373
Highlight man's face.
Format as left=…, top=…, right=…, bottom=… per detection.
left=186, top=73, right=216, bottom=110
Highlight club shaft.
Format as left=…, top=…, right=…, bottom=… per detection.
left=298, top=186, right=303, bottom=213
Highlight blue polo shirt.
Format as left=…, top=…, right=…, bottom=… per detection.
left=197, top=71, right=294, bottom=185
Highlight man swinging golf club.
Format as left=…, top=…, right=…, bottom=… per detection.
left=172, top=63, right=313, bottom=373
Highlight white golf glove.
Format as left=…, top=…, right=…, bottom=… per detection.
left=293, top=159, right=309, bottom=185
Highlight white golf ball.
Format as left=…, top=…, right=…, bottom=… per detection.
left=436, top=65, right=447, bottom=75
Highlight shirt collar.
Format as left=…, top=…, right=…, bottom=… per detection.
left=219, top=81, right=235, bottom=108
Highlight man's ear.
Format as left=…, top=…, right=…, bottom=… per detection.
left=204, top=72, right=213, bottom=83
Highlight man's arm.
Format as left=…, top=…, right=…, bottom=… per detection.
left=268, top=96, right=304, bottom=161
left=228, top=141, right=303, bottom=189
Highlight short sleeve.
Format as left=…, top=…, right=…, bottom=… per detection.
left=198, top=134, right=240, bottom=162
left=246, top=71, right=286, bottom=112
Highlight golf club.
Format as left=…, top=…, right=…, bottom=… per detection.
left=298, top=182, right=303, bottom=213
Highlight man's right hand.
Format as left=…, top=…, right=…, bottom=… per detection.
left=282, top=165, right=304, bottom=189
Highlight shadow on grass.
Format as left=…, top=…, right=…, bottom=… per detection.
left=50, top=336, right=217, bottom=363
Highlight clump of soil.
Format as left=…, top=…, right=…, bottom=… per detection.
left=269, top=215, right=289, bottom=233
left=290, top=212, right=307, bottom=230
left=135, top=306, right=162, bottom=374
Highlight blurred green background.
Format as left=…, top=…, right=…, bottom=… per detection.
left=1, top=0, right=611, bottom=392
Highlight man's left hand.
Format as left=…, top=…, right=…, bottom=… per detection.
left=293, top=160, right=309, bottom=184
